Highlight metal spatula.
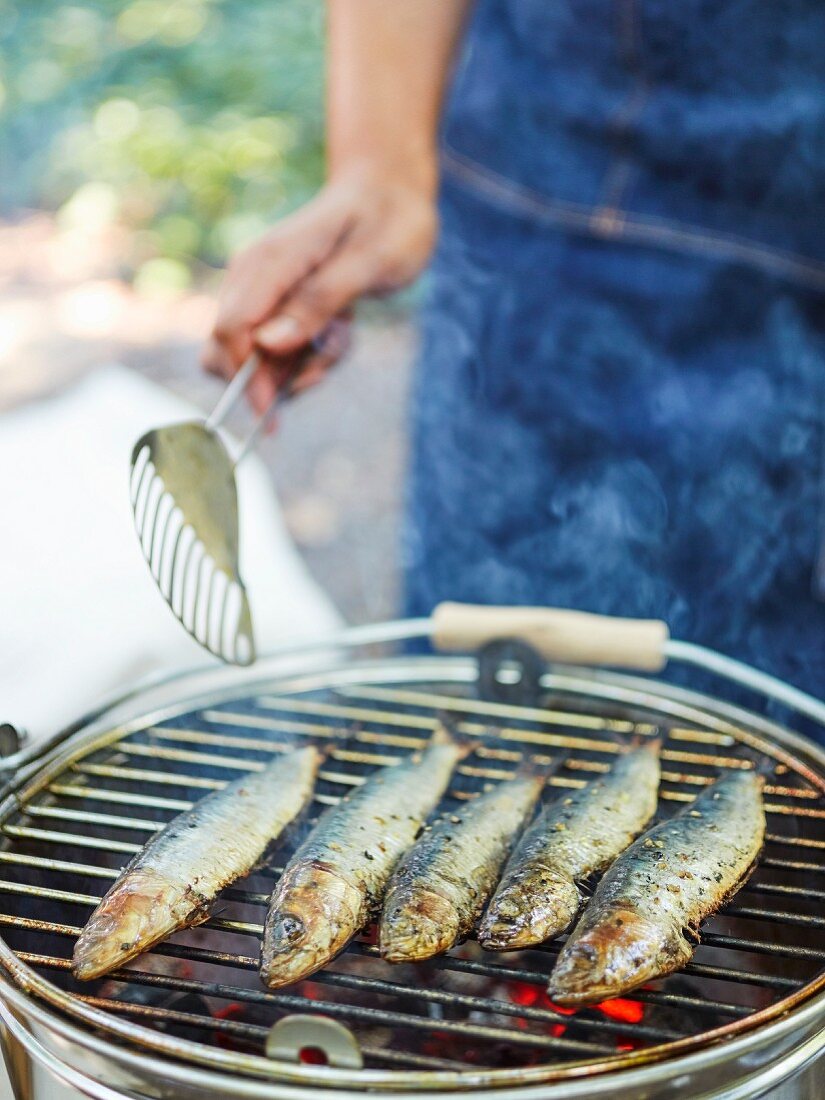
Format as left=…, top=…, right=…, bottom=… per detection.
left=129, top=356, right=293, bottom=666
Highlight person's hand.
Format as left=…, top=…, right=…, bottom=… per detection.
left=202, top=167, right=437, bottom=413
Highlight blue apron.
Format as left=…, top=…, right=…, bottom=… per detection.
left=404, top=0, right=825, bottom=703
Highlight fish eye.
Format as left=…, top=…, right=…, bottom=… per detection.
left=274, top=914, right=305, bottom=946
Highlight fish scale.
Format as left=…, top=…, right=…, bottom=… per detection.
left=380, top=773, right=544, bottom=962
left=548, top=769, right=766, bottom=1006
left=260, top=726, right=465, bottom=988
left=73, top=745, right=320, bottom=980
left=478, top=741, right=661, bottom=951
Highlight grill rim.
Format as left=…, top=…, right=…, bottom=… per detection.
left=1, top=929, right=825, bottom=1098
left=0, top=639, right=824, bottom=1093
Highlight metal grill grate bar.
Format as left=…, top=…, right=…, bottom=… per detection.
left=61, top=741, right=825, bottom=821
left=115, top=742, right=368, bottom=791
left=40, top=775, right=825, bottom=852
left=761, top=856, right=825, bottom=874
left=11, top=948, right=684, bottom=1049
left=3, top=825, right=141, bottom=853
left=721, top=904, right=825, bottom=927
left=252, top=695, right=643, bottom=734
left=144, top=724, right=819, bottom=803
left=2, top=668, right=823, bottom=1082
left=307, top=970, right=684, bottom=1041
left=276, top=688, right=825, bottom=793
left=7, top=842, right=822, bottom=910
left=248, top=702, right=642, bottom=753
left=700, top=931, right=825, bottom=959
left=27, top=805, right=166, bottom=831
left=766, top=832, right=825, bottom=850
left=19, top=954, right=616, bottom=1058
left=0, top=853, right=121, bottom=880
left=75, top=995, right=469, bottom=1071
left=50, top=783, right=193, bottom=811
left=5, top=943, right=753, bottom=1047
left=69, top=763, right=341, bottom=806
left=667, top=728, right=735, bottom=746
left=0, top=884, right=260, bottom=934
left=313, top=952, right=751, bottom=1021
left=1, top=912, right=815, bottom=990
left=400, top=946, right=800, bottom=994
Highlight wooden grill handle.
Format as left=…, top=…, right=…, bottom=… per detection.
left=431, top=602, right=670, bottom=672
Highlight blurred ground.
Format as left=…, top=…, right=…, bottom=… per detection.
left=0, top=213, right=415, bottom=624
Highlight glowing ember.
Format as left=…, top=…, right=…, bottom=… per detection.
left=212, top=1002, right=246, bottom=1051
left=506, top=982, right=576, bottom=1015
left=506, top=981, right=644, bottom=1046
left=595, top=998, right=645, bottom=1024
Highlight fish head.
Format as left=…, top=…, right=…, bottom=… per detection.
left=478, top=874, right=580, bottom=951
left=547, top=909, right=691, bottom=1006
left=380, top=888, right=461, bottom=962
left=261, top=863, right=364, bottom=988
left=73, top=869, right=203, bottom=981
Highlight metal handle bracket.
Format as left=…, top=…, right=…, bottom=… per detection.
left=265, top=1014, right=364, bottom=1070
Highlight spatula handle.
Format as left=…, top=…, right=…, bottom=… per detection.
left=206, top=321, right=344, bottom=446
left=231, top=344, right=320, bottom=464
left=205, top=358, right=258, bottom=431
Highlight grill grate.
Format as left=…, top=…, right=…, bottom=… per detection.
left=1, top=662, right=824, bottom=1081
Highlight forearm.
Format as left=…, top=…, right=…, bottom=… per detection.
left=204, top=3, right=467, bottom=388
left=326, top=0, right=473, bottom=195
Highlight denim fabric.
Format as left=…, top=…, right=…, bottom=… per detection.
left=444, top=0, right=825, bottom=288
left=404, top=178, right=825, bottom=703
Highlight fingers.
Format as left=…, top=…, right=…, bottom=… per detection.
left=247, top=360, right=279, bottom=416
left=290, top=314, right=353, bottom=395
left=254, top=249, right=373, bottom=357
left=201, top=334, right=237, bottom=381
left=203, top=195, right=352, bottom=379
left=241, top=315, right=352, bottom=418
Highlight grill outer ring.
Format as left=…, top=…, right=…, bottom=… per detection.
left=1, top=980, right=824, bottom=1100
left=0, top=638, right=823, bottom=1097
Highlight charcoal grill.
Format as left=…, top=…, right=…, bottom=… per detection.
left=0, top=605, right=823, bottom=1100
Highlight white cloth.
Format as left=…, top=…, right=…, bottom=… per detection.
left=0, top=364, right=342, bottom=741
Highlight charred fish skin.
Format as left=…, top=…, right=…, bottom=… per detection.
left=260, top=726, right=465, bottom=989
left=73, top=746, right=321, bottom=981
left=380, top=773, right=544, bottom=962
left=478, top=741, right=660, bottom=951
left=548, top=770, right=766, bottom=1006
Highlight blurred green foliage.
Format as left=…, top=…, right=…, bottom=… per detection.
left=0, top=0, right=325, bottom=284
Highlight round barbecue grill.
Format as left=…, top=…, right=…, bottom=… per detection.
left=0, top=608, right=823, bottom=1100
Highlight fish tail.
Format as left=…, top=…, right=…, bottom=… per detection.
left=429, top=718, right=474, bottom=759
left=626, top=733, right=662, bottom=753
left=512, top=754, right=557, bottom=784
left=748, top=757, right=773, bottom=784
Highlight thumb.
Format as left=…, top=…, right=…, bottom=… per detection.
left=254, top=249, right=373, bottom=354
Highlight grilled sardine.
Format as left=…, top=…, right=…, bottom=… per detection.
left=260, top=726, right=465, bottom=988
left=548, top=770, right=765, bottom=1006
left=478, top=741, right=660, bottom=951
left=381, top=772, right=544, bottom=962
left=73, top=745, right=321, bottom=980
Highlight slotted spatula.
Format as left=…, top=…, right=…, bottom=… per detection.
left=129, top=353, right=304, bottom=665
